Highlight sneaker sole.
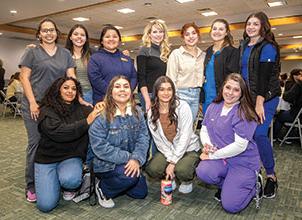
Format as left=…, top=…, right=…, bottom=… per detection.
left=26, top=197, right=37, bottom=203
left=95, top=182, right=115, bottom=208
left=214, top=197, right=221, bottom=202
left=263, top=194, right=276, bottom=199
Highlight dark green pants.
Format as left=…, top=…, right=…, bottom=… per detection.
left=145, top=151, right=200, bottom=182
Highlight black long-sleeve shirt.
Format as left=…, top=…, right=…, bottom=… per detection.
left=136, top=43, right=167, bottom=92
left=35, top=102, right=92, bottom=164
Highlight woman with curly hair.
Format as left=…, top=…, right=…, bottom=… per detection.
left=137, top=20, right=170, bottom=112
left=89, top=75, right=149, bottom=208
left=34, top=76, right=99, bottom=212
left=145, top=76, right=200, bottom=194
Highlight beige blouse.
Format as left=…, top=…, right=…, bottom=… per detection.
left=166, top=46, right=205, bottom=89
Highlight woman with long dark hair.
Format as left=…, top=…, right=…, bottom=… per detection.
left=89, top=75, right=149, bottom=208
left=202, top=19, right=239, bottom=113
left=34, top=76, right=99, bottom=212
left=145, top=76, right=200, bottom=194
left=196, top=73, right=261, bottom=213
left=19, top=18, right=77, bottom=202
left=65, top=24, right=93, bottom=104
left=239, top=12, right=281, bottom=198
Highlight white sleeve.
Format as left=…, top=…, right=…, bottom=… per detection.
left=199, top=125, right=212, bottom=146
left=209, top=133, right=248, bottom=160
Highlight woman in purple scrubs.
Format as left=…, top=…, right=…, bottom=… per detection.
left=196, top=73, right=261, bottom=213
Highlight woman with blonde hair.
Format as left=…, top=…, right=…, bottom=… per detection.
left=137, top=20, right=170, bottom=112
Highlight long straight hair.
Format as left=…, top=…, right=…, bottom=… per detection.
left=151, top=76, right=179, bottom=130
left=103, top=75, right=138, bottom=122
left=214, top=73, right=259, bottom=122
left=65, top=24, right=91, bottom=64
left=243, top=12, right=279, bottom=49
left=210, top=18, right=234, bottom=49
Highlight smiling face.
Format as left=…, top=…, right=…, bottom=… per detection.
left=39, top=21, right=58, bottom=45
left=245, top=17, right=261, bottom=39
left=149, top=25, right=164, bottom=45
left=157, top=82, right=173, bottom=104
left=183, top=26, right=199, bottom=47
left=60, top=80, right=77, bottom=104
left=70, top=27, right=87, bottom=48
left=101, top=29, right=120, bottom=52
left=112, top=78, right=131, bottom=105
left=222, top=79, right=242, bottom=107
left=211, top=21, right=227, bottom=42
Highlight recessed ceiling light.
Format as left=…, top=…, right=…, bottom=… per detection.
left=114, top=26, right=123, bottom=29
left=201, top=40, right=206, bottom=43
left=10, top=10, right=17, bottom=14
left=72, top=17, right=90, bottom=22
left=198, top=8, right=218, bottom=17
left=201, top=11, right=217, bottom=17
left=293, top=35, right=302, bottom=39
left=278, top=33, right=283, bottom=36
left=0, top=33, right=3, bottom=35
left=267, top=0, right=287, bottom=7
left=272, top=27, right=277, bottom=30
left=94, top=45, right=99, bottom=48
left=117, top=8, right=135, bottom=14
left=121, top=43, right=125, bottom=46
left=175, top=0, right=195, bottom=3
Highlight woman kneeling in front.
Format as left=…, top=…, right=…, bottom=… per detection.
left=196, top=73, right=261, bottom=213
left=89, top=76, right=149, bottom=208
left=35, top=77, right=99, bottom=212
left=145, top=76, right=200, bottom=193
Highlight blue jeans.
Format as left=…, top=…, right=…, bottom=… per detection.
left=35, top=157, right=83, bottom=213
left=176, top=88, right=200, bottom=121
left=83, top=89, right=94, bottom=166
left=254, top=97, right=279, bottom=175
left=83, top=89, right=93, bottom=105
left=95, top=165, right=148, bottom=199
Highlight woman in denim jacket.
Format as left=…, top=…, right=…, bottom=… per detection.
left=89, top=75, right=150, bottom=208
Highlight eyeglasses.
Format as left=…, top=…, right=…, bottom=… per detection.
left=40, top=28, right=56, bottom=34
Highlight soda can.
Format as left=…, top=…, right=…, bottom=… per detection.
left=160, top=179, right=173, bottom=205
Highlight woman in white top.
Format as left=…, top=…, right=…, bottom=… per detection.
left=166, top=22, right=205, bottom=121
left=145, top=76, right=200, bottom=194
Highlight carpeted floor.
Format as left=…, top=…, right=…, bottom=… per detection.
left=0, top=113, right=301, bottom=220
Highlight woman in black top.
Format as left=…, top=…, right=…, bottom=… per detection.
left=202, top=19, right=239, bottom=113
left=34, top=76, right=99, bottom=212
left=137, top=20, right=170, bottom=112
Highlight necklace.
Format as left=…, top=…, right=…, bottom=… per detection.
left=41, top=44, right=57, bottom=56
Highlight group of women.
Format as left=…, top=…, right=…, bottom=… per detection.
left=18, top=10, right=281, bottom=214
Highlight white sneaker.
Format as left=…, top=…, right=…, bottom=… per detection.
left=63, top=191, right=77, bottom=201
left=95, top=180, right=115, bottom=208
left=178, top=182, right=193, bottom=194
left=171, top=179, right=177, bottom=191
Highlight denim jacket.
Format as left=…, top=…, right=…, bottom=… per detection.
left=89, top=106, right=150, bottom=173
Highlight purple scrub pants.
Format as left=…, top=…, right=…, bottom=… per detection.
left=196, top=159, right=257, bottom=213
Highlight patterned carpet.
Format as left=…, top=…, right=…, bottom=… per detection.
left=0, top=114, right=301, bottom=220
